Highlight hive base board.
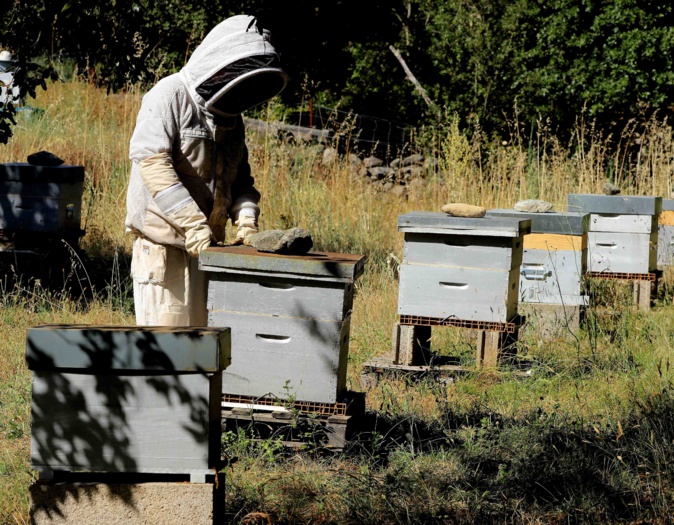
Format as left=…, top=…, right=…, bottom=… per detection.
left=222, top=410, right=354, bottom=450
left=30, top=474, right=222, bottom=525
left=361, top=356, right=532, bottom=389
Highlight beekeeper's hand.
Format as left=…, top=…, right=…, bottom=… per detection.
left=231, top=201, right=259, bottom=246
left=184, top=221, right=213, bottom=257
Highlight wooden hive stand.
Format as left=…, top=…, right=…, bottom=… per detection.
left=363, top=212, right=531, bottom=386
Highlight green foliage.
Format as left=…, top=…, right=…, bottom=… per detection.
left=1, top=1, right=673, bottom=142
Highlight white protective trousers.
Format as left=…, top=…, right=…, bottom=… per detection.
left=131, top=237, right=207, bottom=326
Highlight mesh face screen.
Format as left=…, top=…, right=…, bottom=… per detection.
left=196, top=54, right=284, bottom=115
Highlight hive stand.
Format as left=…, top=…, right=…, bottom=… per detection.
left=221, top=391, right=365, bottom=451
left=568, top=194, right=662, bottom=311
left=27, top=326, right=229, bottom=525
left=363, top=212, right=530, bottom=384
left=487, top=209, right=590, bottom=338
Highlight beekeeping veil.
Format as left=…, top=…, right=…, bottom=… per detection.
left=181, top=15, right=288, bottom=118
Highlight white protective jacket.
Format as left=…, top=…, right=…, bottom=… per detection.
left=125, top=15, right=285, bottom=248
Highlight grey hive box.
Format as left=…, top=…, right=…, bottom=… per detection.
left=486, top=209, right=589, bottom=306
left=200, top=245, right=366, bottom=404
left=658, top=199, right=674, bottom=267
left=26, top=325, right=230, bottom=482
left=397, top=212, right=531, bottom=323
left=567, top=194, right=662, bottom=274
left=0, top=163, right=84, bottom=236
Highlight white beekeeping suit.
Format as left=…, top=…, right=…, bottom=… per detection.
left=126, top=14, right=287, bottom=326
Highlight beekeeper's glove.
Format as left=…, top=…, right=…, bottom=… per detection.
left=231, top=201, right=259, bottom=246
left=155, top=184, right=213, bottom=257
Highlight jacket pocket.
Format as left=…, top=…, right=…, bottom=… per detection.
left=131, top=237, right=167, bottom=284
left=174, top=129, right=213, bottom=181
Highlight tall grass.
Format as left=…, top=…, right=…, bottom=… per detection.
left=2, top=78, right=674, bottom=523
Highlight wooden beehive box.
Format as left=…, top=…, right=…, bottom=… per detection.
left=486, top=209, right=589, bottom=306
left=567, top=194, right=662, bottom=274
left=0, top=163, right=84, bottom=238
left=199, top=246, right=366, bottom=404
left=658, top=199, right=674, bottom=267
left=26, top=326, right=229, bottom=479
left=397, top=212, right=531, bottom=323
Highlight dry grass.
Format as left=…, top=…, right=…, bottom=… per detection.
left=3, top=79, right=674, bottom=523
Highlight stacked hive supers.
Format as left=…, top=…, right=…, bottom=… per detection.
left=200, top=245, right=366, bottom=404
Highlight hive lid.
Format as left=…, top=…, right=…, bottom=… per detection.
left=398, top=212, right=531, bottom=237
left=662, top=199, right=674, bottom=212
left=199, top=246, right=366, bottom=281
left=486, top=209, right=589, bottom=235
left=26, top=325, right=230, bottom=372
left=567, top=194, right=662, bottom=215
left=0, top=163, right=85, bottom=183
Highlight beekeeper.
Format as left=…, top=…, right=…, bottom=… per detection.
left=125, top=15, right=287, bottom=326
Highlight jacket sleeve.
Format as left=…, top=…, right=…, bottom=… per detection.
left=129, top=82, right=205, bottom=222
left=228, top=117, right=261, bottom=216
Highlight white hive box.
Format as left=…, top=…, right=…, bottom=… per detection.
left=26, top=325, right=229, bottom=480
left=200, top=246, right=366, bottom=404
left=658, top=199, right=674, bottom=267
left=567, top=194, right=661, bottom=274
left=397, top=212, right=531, bottom=323
left=486, top=210, right=589, bottom=306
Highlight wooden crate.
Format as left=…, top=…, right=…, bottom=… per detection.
left=26, top=326, right=229, bottom=482
left=200, top=246, right=365, bottom=404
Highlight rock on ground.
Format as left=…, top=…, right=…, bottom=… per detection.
left=441, top=203, right=486, bottom=218
left=402, top=154, right=424, bottom=166
left=363, top=156, right=383, bottom=168
left=246, top=228, right=313, bottom=255
left=602, top=182, right=621, bottom=195
left=322, top=147, right=338, bottom=166
left=368, top=166, right=393, bottom=179
left=514, top=199, right=554, bottom=213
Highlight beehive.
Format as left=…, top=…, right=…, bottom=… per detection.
left=658, top=199, right=674, bottom=267
left=200, top=246, right=365, bottom=404
left=486, top=210, right=589, bottom=306
left=27, top=326, right=229, bottom=479
left=397, top=212, right=531, bottom=323
left=567, top=194, right=662, bottom=274
left=0, top=163, right=84, bottom=239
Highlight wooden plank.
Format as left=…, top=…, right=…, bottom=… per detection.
left=200, top=246, right=366, bottom=281
left=523, top=233, right=586, bottom=252
left=30, top=372, right=221, bottom=473
left=26, top=326, right=230, bottom=373
left=398, top=264, right=519, bottom=323
left=588, top=231, right=657, bottom=273
left=403, top=232, right=522, bottom=270
left=589, top=213, right=656, bottom=234
left=486, top=209, right=589, bottom=235
left=398, top=212, right=531, bottom=237
left=392, top=323, right=430, bottom=366
left=209, top=311, right=348, bottom=403
left=567, top=194, right=662, bottom=216
left=207, top=273, right=352, bottom=321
